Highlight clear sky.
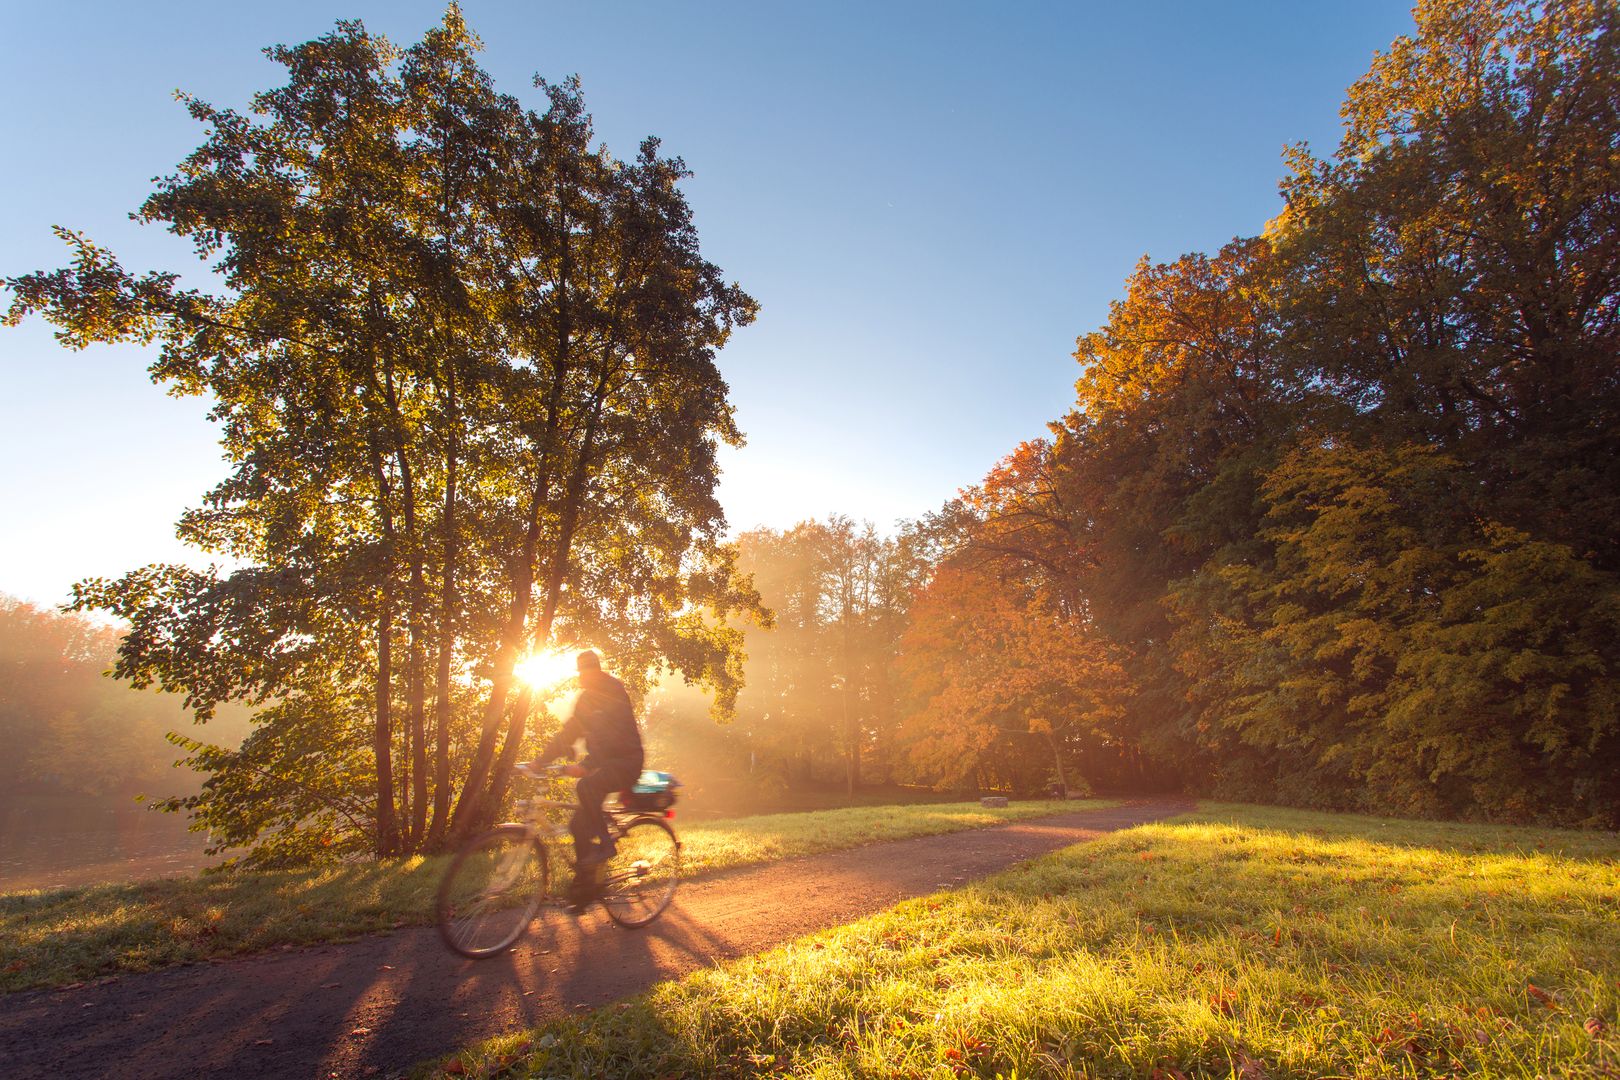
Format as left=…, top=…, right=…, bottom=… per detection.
left=0, top=0, right=1416, bottom=606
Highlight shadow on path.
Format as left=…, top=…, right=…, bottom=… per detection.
left=0, top=799, right=1192, bottom=1079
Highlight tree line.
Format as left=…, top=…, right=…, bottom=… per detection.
left=684, top=0, right=1618, bottom=827
left=897, top=0, right=1618, bottom=825
left=0, top=596, right=252, bottom=811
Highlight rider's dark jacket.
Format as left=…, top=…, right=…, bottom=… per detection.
left=538, top=669, right=644, bottom=775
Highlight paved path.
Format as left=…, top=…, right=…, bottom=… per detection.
left=0, top=799, right=1192, bottom=1079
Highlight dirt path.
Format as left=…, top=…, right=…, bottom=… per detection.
left=0, top=799, right=1191, bottom=1080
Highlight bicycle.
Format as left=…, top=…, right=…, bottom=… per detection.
left=436, top=763, right=682, bottom=959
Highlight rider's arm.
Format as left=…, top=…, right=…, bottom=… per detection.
left=535, top=711, right=584, bottom=766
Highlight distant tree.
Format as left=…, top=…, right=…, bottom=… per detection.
left=1049, top=237, right=1309, bottom=779
left=898, top=560, right=1127, bottom=795
left=728, top=518, right=919, bottom=794
left=895, top=444, right=1133, bottom=793
left=910, top=0, right=1620, bottom=823
left=4, top=9, right=760, bottom=863
left=0, top=596, right=251, bottom=809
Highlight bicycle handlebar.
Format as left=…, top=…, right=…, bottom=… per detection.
left=514, top=761, right=569, bottom=780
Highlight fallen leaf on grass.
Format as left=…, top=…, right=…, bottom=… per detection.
left=1587, top=1017, right=1607, bottom=1037
left=1527, top=984, right=1558, bottom=1008
left=443, top=1061, right=466, bottom=1076
left=1237, top=1053, right=1268, bottom=1079
left=1150, top=1068, right=1189, bottom=1080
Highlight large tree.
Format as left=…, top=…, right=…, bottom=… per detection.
left=3, top=9, right=760, bottom=862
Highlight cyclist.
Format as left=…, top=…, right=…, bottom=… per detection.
left=526, top=650, right=644, bottom=911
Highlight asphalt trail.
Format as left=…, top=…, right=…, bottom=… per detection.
left=0, top=799, right=1192, bottom=1079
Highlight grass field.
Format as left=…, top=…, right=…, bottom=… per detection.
left=0, top=797, right=1103, bottom=993
left=426, top=804, right=1620, bottom=1079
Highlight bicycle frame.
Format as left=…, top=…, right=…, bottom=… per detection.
left=437, top=768, right=683, bottom=957
left=508, top=791, right=677, bottom=890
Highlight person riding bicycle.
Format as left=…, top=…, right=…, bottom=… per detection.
left=527, top=650, right=644, bottom=910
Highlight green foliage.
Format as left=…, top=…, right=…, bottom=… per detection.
left=1173, top=444, right=1620, bottom=824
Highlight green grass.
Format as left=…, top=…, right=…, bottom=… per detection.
left=426, top=803, right=1620, bottom=1079
left=0, top=797, right=1106, bottom=993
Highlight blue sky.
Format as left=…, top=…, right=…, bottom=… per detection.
left=0, top=0, right=1416, bottom=605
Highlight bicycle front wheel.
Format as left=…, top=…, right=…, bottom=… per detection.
left=599, top=817, right=681, bottom=927
left=437, top=824, right=549, bottom=958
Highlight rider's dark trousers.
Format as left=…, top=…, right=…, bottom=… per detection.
left=572, top=760, right=640, bottom=863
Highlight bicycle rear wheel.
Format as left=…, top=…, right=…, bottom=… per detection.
left=437, top=824, right=549, bottom=958
left=599, top=817, right=681, bottom=927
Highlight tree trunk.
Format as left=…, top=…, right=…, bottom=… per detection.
left=484, top=686, right=536, bottom=827
left=843, top=684, right=858, bottom=798
left=369, top=443, right=400, bottom=858
left=374, top=595, right=399, bottom=857
left=1044, top=726, right=1069, bottom=797
left=379, top=344, right=430, bottom=851
left=470, top=370, right=610, bottom=820
left=425, top=365, right=459, bottom=850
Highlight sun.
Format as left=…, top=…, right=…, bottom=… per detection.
left=512, top=649, right=582, bottom=690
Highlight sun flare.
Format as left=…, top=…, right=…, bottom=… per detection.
left=512, top=649, right=584, bottom=690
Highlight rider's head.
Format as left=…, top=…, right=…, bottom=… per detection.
left=576, top=650, right=602, bottom=673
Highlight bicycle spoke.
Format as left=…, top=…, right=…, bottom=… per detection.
left=598, top=818, right=680, bottom=927
left=436, top=825, right=547, bottom=957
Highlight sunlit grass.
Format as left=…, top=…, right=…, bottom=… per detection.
left=0, top=797, right=1106, bottom=992
left=426, top=804, right=1620, bottom=1079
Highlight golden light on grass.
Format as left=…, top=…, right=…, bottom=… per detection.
left=511, top=648, right=585, bottom=691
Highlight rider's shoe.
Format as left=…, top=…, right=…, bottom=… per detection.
left=565, top=841, right=616, bottom=913
left=566, top=875, right=599, bottom=914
